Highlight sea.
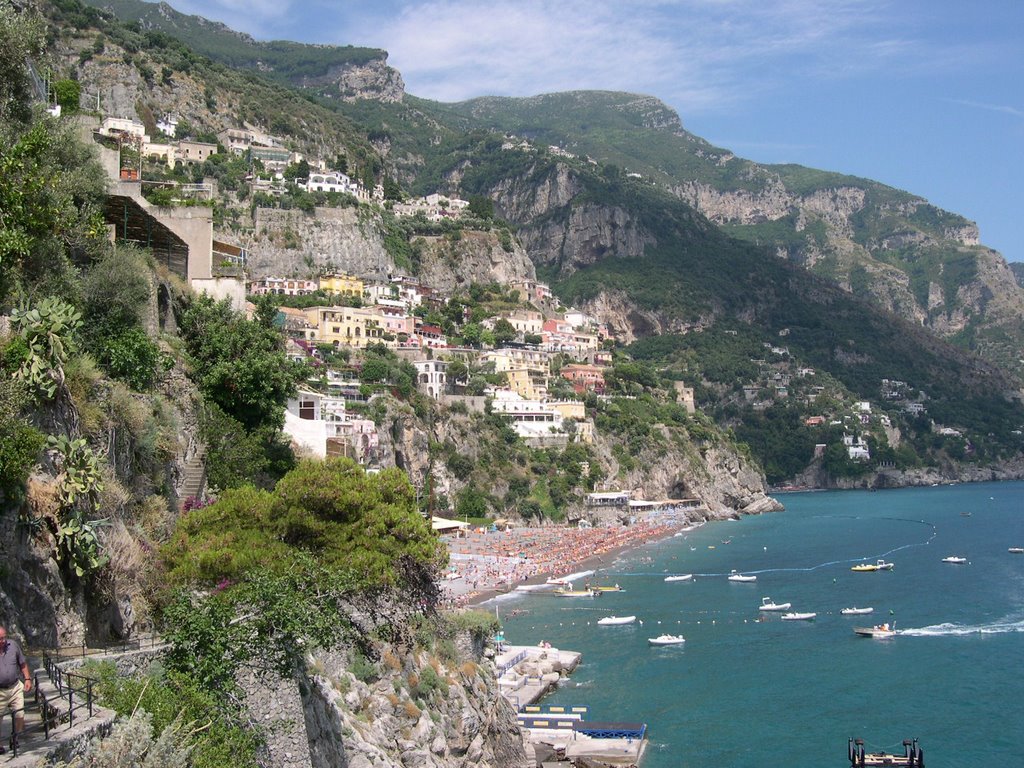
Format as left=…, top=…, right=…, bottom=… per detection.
left=494, top=480, right=1024, bottom=767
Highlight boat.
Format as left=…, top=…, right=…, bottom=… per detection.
left=851, top=559, right=894, bottom=572
left=590, top=584, right=625, bottom=592
left=546, top=576, right=573, bottom=586
left=597, top=615, right=636, bottom=626
left=648, top=634, right=686, bottom=646
left=1009, top=547, right=1024, bottom=554
left=728, top=570, right=757, bottom=582
left=664, top=574, right=694, bottom=582
left=759, top=597, right=792, bottom=612
left=781, top=612, right=816, bottom=621
left=941, top=555, right=967, bottom=564
left=840, top=606, right=874, bottom=615
left=556, top=588, right=599, bottom=597
left=854, top=622, right=897, bottom=638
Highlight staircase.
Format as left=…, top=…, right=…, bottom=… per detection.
left=179, top=449, right=207, bottom=507
left=3, top=658, right=116, bottom=766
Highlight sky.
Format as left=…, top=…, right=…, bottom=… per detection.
left=164, top=0, right=1023, bottom=262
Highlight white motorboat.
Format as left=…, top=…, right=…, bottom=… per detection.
left=854, top=623, right=896, bottom=638
left=941, top=556, right=967, bottom=564
left=546, top=576, right=573, bottom=586
left=728, top=570, right=757, bottom=582
left=648, top=634, right=686, bottom=646
left=780, top=612, right=816, bottom=621
left=840, top=606, right=874, bottom=615
left=851, top=559, right=894, bottom=572
left=1009, top=547, right=1024, bottom=554
left=561, top=589, right=598, bottom=602
left=759, top=597, right=792, bottom=612
left=597, top=615, right=636, bottom=626
left=664, top=574, right=694, bottom=582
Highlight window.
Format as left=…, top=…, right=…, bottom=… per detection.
left=299, top=400, right=316, bottom=420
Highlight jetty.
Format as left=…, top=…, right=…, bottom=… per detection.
left=495, top=644, right=646, bottom=765
left=849, top=738, right=925, bottom=767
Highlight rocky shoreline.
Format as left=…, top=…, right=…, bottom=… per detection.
left=782, top=456, right=1024, bottom=492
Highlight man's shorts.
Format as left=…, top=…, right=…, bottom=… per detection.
left=0, top=682, right=24, bottom=717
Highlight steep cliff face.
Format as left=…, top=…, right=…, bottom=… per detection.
left=240, top=208, right=537, bottom=288
left=243, top=207, right=394, bottom=279
left=671, top=177, right=1024, bottom=379
left=415, top=232, right=537, bottom=293
left=591, top=425, right=782, bottom=519
left=302, top=643, right=527, bottom=768
left=319, top=55, right=406, bottom=103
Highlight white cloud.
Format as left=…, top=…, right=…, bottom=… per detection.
left=947, top=99, right=1024, bottom=120
left=336, top=0, right=942, bottom=114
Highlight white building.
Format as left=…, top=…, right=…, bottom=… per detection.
left=414, top=360, right=448, bottom=399
left=284, top=390, right=349, bottom=457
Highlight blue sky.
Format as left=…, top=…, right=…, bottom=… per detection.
left=166, top=0, right=1023, bottom=262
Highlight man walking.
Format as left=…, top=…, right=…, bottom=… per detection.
left=0, top=625, right=32, bottom=754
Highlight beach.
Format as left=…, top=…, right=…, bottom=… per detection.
left=440, top=511, right=701, bottom=607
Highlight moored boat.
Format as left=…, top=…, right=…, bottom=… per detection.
left=840, top=606, right=874, bottom=615
left=546, top=576, right=573, bottom=586
left=854, top=622, right=897, bottom=638
left=781, top=612, right=816, bottom=621
left=648, top=634, right=685, bottom=646
left=591, top=583, right=624, bottom=592
left=728, top=570, right=757, bottom=582
left=556, top=588, right=599, bottom=597
left=851, top=559, right=894, bottom=572
left=597, top=615, right=636, bottom=625
left=941, top=555, right=967, bottom=564
left=759, top=597, right=792, bottom=612
left=664, top=574, right=693, bottom=582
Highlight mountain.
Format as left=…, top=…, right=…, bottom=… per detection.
left=50, top=0, right=1024, bottom=474
left=80, top=0, right=404, bottom=100
left=433, top=92, right=1024, bottom=382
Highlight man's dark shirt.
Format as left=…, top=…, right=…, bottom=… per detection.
left=0, top=639, right=27, bottom=687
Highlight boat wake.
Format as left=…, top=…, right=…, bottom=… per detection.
left=898, top=619, right=1024, bottom=637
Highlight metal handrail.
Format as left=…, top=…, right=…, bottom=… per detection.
left=28, top=633, right=165, bottom=661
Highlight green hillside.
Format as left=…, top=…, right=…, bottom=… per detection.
left=78, top=0, right=383, bottom=84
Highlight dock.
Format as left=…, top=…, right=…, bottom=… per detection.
left=495, top=645, right=646, bottom=766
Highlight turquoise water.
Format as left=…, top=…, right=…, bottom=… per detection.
left=497, top=481, right=1024, bottom=767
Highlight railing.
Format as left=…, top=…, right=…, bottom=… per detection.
left=43, top=654, right=97, bottom=728
left=6, top=672, right=58, bottom=758
left=28, top=633, right=165, bottom=661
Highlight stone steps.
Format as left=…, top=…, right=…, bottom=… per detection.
left=179, top=449, right=207, bottom=505
left=3, top=661, right=116, bottom=766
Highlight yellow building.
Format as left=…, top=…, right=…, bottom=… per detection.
left=306, top=306, right=394, bottom=349
left=319, top=273, right=364, bottom=298
left=506, top=368, right=547, bottom=400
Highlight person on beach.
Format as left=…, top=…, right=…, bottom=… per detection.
left=0, top=625, right=32, bottom=754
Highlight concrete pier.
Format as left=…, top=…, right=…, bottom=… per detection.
left=495, top=644, right=645, bottom=766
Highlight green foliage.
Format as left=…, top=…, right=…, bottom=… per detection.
left=162, top=553, right=355, bottom=690
left=82, top=660, right=259, bottom=768
left=54, top=708, right=194, bottom=768
left=164, top=458, right=447, bottom=590
left=411, top=664, right=447, bottom=701
left=467, top=195, right=494, bottom=219
left=0, top=119, right=108, bottom=302
left=0, top=2, right=46, bottom=126
left=52, top=79, right=81, bottom=114
left=46, top=434, right=108, bottom=577
left=449, top=609, right=501, bottom=638
left=0, top=378, right=45, bottom=498
left=179, top=294, right=304, bottom=431
left=10, top=296, right=81, bottom=400
left=200, top=404, right=293, bottom=491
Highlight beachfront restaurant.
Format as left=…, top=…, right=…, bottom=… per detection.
left=432, top=516, right=471, bottom=536
left=585, top=490, right=631, bottom=508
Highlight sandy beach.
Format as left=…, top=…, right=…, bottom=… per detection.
left=440, top=510, right=703, bottom=608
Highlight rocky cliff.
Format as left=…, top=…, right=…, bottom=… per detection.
left=320, top=54, right=406, bottom=103
left=240, top=208, right=537, bottom=288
